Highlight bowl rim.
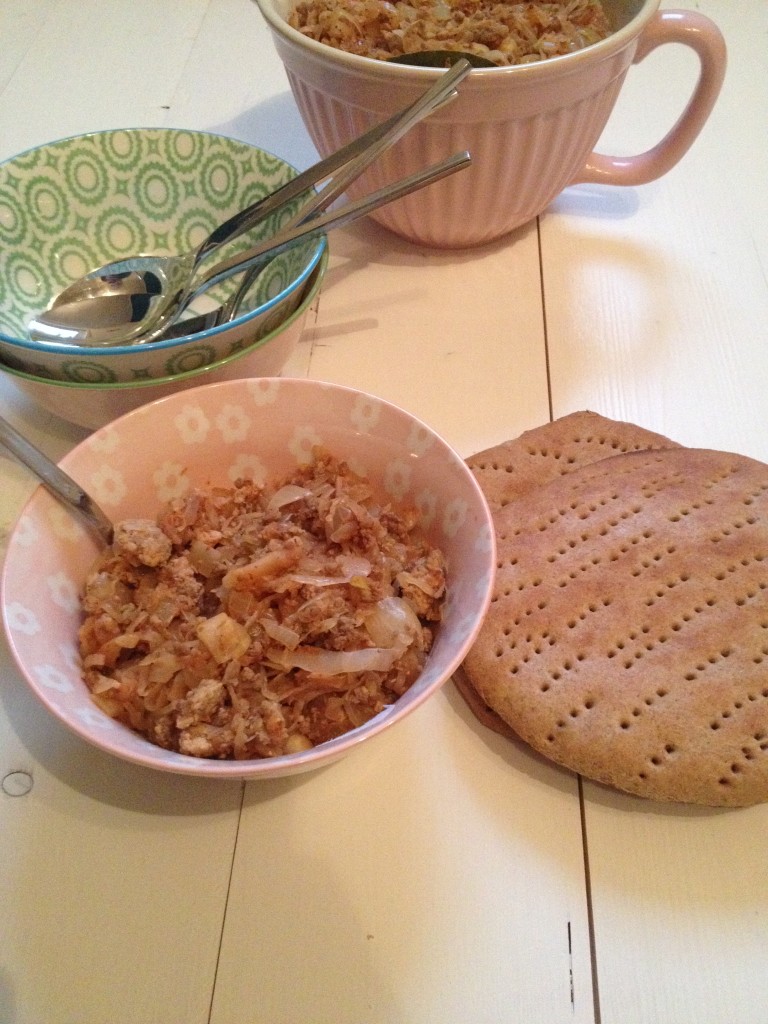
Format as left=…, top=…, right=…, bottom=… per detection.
left=1, top=375, right=496, bottom=778
left=0, top=249, right=328, bottom=392
left=0, top=126, right=326, bottom=355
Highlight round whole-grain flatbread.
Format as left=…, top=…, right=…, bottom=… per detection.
left=468, top=410, right=679, bottom=513
left=456, top=411, right=680, bottom=740
left=462, top=446, right=768, bottom=806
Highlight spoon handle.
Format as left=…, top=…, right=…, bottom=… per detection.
left=0, top=415, right=113, bottom=545
left=187, top=151, right=472, bottom=306
left=193, top=59, right=470, bottom=266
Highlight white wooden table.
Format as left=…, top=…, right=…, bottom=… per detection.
left=1, top=2, right=766, bottom=1022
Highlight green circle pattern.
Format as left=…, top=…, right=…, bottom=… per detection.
left=134, top=161, right=180, bottom=221
left=63, top=146, right=110, bottom=206
left=62, top=361, right=119, bottom=384
left=164, top=344, right=216, bottom=376
left=0, top=187, right=28, bottom=246
left=97, top=130, right=145, bottom=173
left=25, top=175, right=70, bottom=234
left=198, top=151, right=240, bottom=210
left=93, top=206, right=150, bottom=257
left=163, top=131, right=205, bottom=172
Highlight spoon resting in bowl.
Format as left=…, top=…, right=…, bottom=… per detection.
left=27, top=150, right=471, bottom=347
left=28, top=59, right=472, bottom=349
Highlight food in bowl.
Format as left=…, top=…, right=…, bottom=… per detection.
left=288, top=0, right=613, bottom=66
left=79, top=450, right=447, bottom=759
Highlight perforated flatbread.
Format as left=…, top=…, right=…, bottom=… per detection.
left=468, top=410, right=679, bottom=512
left=462, top=446, right=768, bottom=806
left=456, top=412, right=680, bottom=739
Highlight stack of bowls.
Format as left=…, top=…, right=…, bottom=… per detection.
left=0, top=128, right=327, bottom=429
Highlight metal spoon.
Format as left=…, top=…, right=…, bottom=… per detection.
left=28, top=59, right=472, bottom=349
left=388, top=51, right=496, bottom=68
left=0, top=414, right=113, bottom=545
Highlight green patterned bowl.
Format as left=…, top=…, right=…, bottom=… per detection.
left=0, top=128, right=325, bottom=383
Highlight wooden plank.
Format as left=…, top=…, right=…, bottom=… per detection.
left=212, top=694, right=594, bottom=1024
left=304, top=217, right=550, bottom=458
left=0, top=0, right=210, bottom=155
left=541, top=0, right=768, bottom=459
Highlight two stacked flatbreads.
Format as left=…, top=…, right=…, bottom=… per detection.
left=459, top=412, right=768, bottom=807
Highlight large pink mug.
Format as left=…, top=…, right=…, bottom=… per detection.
left=255, top=0, right=726, bottom=248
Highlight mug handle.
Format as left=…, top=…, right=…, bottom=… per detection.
left=572, top=9, right=727, bottom=186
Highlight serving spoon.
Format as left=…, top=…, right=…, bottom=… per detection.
left=0, top=414, right=113, bottom=545
left=28, top=59, right=472, bottom=349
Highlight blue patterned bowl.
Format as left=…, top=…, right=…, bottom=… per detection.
left=0, top=128, right=325, bottom=382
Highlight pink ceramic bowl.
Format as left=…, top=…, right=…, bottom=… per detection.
left=1, top=378, right=495, bottom=779
left=255, top=0, right=726, bottom=247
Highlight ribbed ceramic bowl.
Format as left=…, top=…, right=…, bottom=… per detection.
left=255, top=0, right=725, bottom=248
left=0, top=128, right=325, bottom=380
left=1, top=378, right=496, bottom=779
left=0, top=252, right=326, bottom=431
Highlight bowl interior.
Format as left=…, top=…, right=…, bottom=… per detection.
left=257, top=0, right=649, bottom=61
left=0, top=128, right=321, bottom=343
left=1, top=378, right=495, bottom=778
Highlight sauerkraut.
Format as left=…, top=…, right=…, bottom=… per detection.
left=288, top=0, right=612, bottom=66
left=78, top=451, right=447, bottom=760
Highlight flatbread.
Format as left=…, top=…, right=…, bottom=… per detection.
left=462, top=446, right=768, bottom=806
left=467, top=410, right=679, bottom=512
left=455, top=411, right=680, bottom=740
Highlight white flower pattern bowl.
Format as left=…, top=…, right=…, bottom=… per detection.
left=0, top=128, right=325, bottom=382
left=1, top=378, right=496, bottom=779
left=1, top=252, right=327, bottom=431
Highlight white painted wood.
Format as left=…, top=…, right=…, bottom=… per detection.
left=303, top=216, right=550, bottom=456
left=212, top=694, right=593, bottom=1024
left=542, top=0, right=768, bottom=459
